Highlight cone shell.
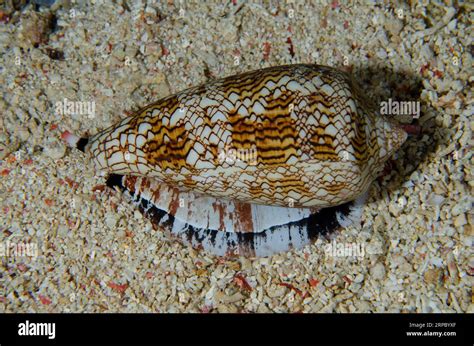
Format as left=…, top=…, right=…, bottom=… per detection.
left=86, top=64, right=407, bottom=208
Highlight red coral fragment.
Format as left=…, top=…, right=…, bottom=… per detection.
left=309, top=278, right=320, bottom=287
left=420, top=63, right=430, bottom=75
left=44, top=198, right=54, bottom=207
left=110, top=201, right=118, bottom=211
left=161, top=43, right=169, bottom=56
left=433, top=69, right=443, bottom=78
left=286, top=37, right=295, bottom=57
left=107, top=281, right=128, bottom=293
left=0, top=169, right=10, bottom=176
left=234, top=273, right=252, bottom=292
left=92, top=184, right=107, bottom=193
left=0, top=11, right=11, bottom=23
left=263, top=42, right=271, bottom=61
left=38, top=294, right=52, bottom=305
left=60, top=130, right=72, bottom=140
left=6, top=155, right=16, bottom=163
left=65, top=177, right=79, bottom=189
left=279, top=282, right=303, bottom=296
left=200, top=305, right=212, bottom=313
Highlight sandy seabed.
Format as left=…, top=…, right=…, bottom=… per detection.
left=0, top=0, right=472, bottom=313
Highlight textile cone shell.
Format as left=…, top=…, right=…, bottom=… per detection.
left=86, top=64, right=407, bottom=209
